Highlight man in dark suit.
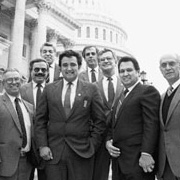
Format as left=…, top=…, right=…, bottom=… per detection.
left=0, top=68, right=33, bottom=180
left=20, top=58, right=49, bottom=180
left=35, top=50, right=106, bottom=180
left=79, top=45, right=103, bottom=82
left=93, top=49, right=123, bottom=180
left=157, top=54, right=180, bottom=180
left=40, top=42, right=61, bottom=83
left=106, top=56, right=160, bottom=180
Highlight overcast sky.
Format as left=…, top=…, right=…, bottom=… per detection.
left=104, top=0, right=180, bottom=93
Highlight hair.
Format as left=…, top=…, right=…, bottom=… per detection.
left=29, top=58, right=49, bottom=72
left=59, top=50, right=82, bottom=67
left=159, top=53, right=180, bottom=64
left=82, top=45, right=99, bottom=58
left=2, top=68, right=21, bottom=81
left=118, top=56, right=140, bottom=72
left=98, top=48, right=117, bottom=62
left=40, top=42, right=56, bottom=53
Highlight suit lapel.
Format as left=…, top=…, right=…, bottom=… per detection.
left=160, top=92, right=166, bottom=126
left=26, top=82, right=34, bottom=105
left=166, top=86, right=180, bottom=124
left=3, top=93, right=22, bottom=134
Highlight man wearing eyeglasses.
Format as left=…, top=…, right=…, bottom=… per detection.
left=93, top=49, right=123, bottom=180
left=40, top=42, right=61, bottom=83
left=79, top=46, right=103, bottom=83
left=0, top=68, right=33, bottom=180
left=20, top=58, right=49, bottom=180
left=158, top=54, right=180, bottom=180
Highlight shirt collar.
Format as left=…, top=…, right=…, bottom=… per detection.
left=88, top=66, right=98, bottom=73
left=6, top=92, right=22, bottom=102
left=171, top=79, right=180, bottom=90
left=126, top=80, right=140, bottom=92
left=32, top=81, right=45, bottom=89
left=105, top=74, right=116, bottom=81
left=63, top=78, right=78, bottom=86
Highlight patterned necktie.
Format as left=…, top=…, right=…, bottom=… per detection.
left=91, top=69, right=96, bottom=82
left=36, top=83, right=42, bottom=108
left=167, top=86, right=173, bottom=96
left=15, top=98, right=27, bottom=148
left=107, top=77, right=115, bottom=106
left=64, top=82, right=72, bottom=117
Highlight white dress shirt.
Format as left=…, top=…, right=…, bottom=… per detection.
left=62, top=78, right=78, bottom=108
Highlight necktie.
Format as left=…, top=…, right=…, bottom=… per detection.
left=36, top=83, right=42, bottom=108
left=46, top=72, right=50, bottom=83
left=64, top=82, right=72, bottom=117
left=91, top=69, right=96, bottom=82
left=107, top=77, right=115, bottom=106
left=167, top=86, right=173, bottom=96
left=15, top=98, right=27, bottom=148
left=114, top=88, right=128, bottom=121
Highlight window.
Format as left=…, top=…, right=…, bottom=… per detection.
left=110, top=31, right=113, bottom=42
left=78, top=28, right=81, bottom=37
left=116, top=33, right=118, bottom=43
left=103, top=29, right=106, bottom=40
left=22, top=44, right=27, bottom=58
left=86, top=27, right=90, bottom=38
left=95, top=28, right=98, bottom=39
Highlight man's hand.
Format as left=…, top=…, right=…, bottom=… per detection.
left=139, top=153, right=155, bottom=173
left=39, top=146, right=53, bottom=161
left=106, top=139, right=120, bottom=158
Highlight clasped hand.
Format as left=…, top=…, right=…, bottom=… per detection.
left=139, top=153, right=155, bottom=173
left=106, top=139, right=120, bottom=158
left=39, top=146, right=53, bottom=161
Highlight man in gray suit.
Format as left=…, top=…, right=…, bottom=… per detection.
left=93, top=49, right=123, bottom=180
left=0, top=68, right=33, bottom=180
left=158, top=53, right=180, bottom=180
left=79, top=46, right=103, bottom=82
left=20, top=58, right=49, bottom=180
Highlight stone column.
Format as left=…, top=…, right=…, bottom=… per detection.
left=34, top=1, right=50, bottom=58
left=8, top=0, right=27, bottom=69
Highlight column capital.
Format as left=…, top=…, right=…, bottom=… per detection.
left=57, top=35, right=75, bottom=50
left=47, top=29, right=59, bottom=42
left=25, top=19, right=38, bottom=29
left=35, top=0, right=51, bottom=13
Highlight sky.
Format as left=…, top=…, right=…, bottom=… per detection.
left=104, top=0, right=180, bottom=93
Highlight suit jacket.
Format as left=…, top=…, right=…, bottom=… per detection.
left=54, top=63, right=61, bottom=82
left=35, top=79, right=106, bottom=164
left=110, top=83, right=160, bottom=174
left=158, top=85, right=180, bottom=177
left=96, top=76, right=123, bottom=126
left=79, top=68, right=103, bottom=82
left=0, top=93, right=33, bottom=177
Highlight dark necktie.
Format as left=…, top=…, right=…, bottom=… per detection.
left=91, top=69, right=96, bottom=82
left=15, top=98, right=27, bottom=148
left=36, top=83, right=42, bottom=108
left=107, top=77, right=115, bottom=106
left=64, top=82, right=72, bottom=117
left=46, top=72, right=50, bottom=83
left=124, top=88, right=129, bottom=96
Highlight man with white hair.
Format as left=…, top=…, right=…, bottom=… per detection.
left=158, top=53, right=180, bottom=180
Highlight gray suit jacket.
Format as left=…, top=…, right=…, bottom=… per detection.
left=0, top=93, right=33, bottom=177
left=158, top=85, right=180, bottom=177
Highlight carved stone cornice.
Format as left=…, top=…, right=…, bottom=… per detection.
left=46, top=29, right=59, bottom=42
left=25, top=19, right=38, bottom=29
left=57, top=35, right=75, bottom=50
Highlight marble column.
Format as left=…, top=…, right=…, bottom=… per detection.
left=8, top=0, right=26, bottom=69
left=34, top=1, right=50, bottom=58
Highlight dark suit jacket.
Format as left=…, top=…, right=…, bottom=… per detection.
left=54, top=63, right=61, bottom=82
left=110, top=83, right=160, bottom=174
left=35, top=79, right=106, bottom=164
left=79, top=68, right=103, bottom=82
left=157, top=85, right=180, bottom=178
left=0, top=93, right=33, bottom=177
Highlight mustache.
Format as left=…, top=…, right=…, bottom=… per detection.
left=35, top=73, right=46, bottom=77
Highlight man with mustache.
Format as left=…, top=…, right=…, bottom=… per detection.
left=79, top=46, right=103, bottom=83
left=20, top=58, right=49, bottom=180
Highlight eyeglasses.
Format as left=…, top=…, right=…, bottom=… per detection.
left=99, top=57, right=113, bottom=62
left=160, top=61, right=177, bottom=68
left=5, top=77, right=21, bottom=84
left=85, top=52, right=96, bottom=56
left=33, top=68, right=47, bottom=73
